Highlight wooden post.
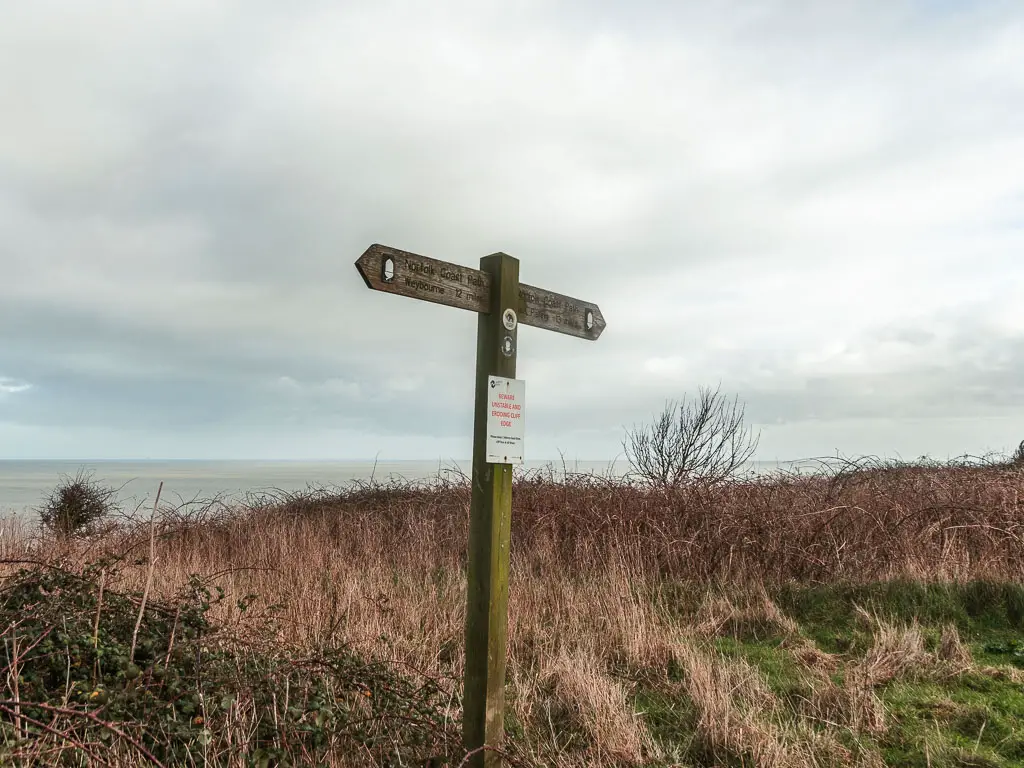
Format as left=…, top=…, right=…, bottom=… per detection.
left=462, top=252, right=519, bottom=767
left=354, top=243, right=604, bottom=765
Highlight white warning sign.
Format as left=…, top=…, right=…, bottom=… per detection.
left=486, top=376, right=525, bottom=464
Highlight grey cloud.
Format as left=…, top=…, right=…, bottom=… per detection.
left=1, top=1, right=1022, bottom=459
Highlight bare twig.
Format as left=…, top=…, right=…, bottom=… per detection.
left=8, top=630, right=22, bottom=739
left=130, top=482, right=162, bottom=665
left=0, top=700, right=167, bottom=767
left=0, top=703, right=114, bottom=767
left=92, top=568, right=106, bottom=650
left=163, top=603, right=181, bottom=671
left=623, top=384, right=759, bottom=488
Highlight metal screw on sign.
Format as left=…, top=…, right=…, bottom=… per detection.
left=354, top=243, right=605, bottom=767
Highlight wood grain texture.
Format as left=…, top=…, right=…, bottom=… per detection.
left=462, top=252, right=518, bottom=768
left=518, top=282, right=606, bottom=340
left=355, top=244, right=490, bottom=314
left=355, top=244, right=606, bottom=340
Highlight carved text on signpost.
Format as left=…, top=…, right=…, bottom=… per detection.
left=356, top=244, right=606, bottom=340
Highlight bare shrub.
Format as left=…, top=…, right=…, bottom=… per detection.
left=624, top=385, right=760, bottom=488
left=37, top=469, right=117, bottom=538
left=1012, top=439, right=1024, bottom=467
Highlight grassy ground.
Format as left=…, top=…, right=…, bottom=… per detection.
left=1, top=460, right=1023, bottom=766
left=654, top=582, right=1024, bottom=767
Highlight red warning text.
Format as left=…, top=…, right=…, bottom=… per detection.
left=490, top=392, right=522, bottom=428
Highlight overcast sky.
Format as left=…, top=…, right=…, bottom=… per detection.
left=2, top=1, right=1022, bottom=462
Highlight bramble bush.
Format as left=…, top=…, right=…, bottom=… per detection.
left=37, top=469, right=117, bottom=537
left=0, top=560, right=459, bottom=766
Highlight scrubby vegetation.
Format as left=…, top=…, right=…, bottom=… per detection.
left=1012, top=440, right=1024, bottom=468
left=2, top=456, right=1023, bottom=765
left=0, top=563, right=454, bottom=766
left=36, top=469, right=118, bottom=538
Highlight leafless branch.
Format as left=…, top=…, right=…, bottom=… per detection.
left=623, top=385, right=760, bottom=488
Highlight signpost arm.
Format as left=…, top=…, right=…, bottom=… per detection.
left=463, top=252, right=519, bottom=767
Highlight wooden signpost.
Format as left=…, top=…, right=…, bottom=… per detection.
left=356, top=244, right=606, bottom=341
left=355, top=243, right=605, bottom=767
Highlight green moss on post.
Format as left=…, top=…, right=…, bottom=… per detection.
left=463, top=252, right=519, bottom=767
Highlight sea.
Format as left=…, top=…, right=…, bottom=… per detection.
left=0, top=458, right=813, bottom=520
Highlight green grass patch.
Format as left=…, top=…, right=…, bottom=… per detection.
left=710, top=637, right=813, bottom=706
left=772, top=580, right=1024, bottom=652
left=633, top=686, right=699, bottom=761
left=649, top=581, right=1024, bottom=767
left=879, top=674, right=1024, bottom=767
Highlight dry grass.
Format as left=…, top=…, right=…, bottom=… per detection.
left=805, top=611, right=981, bottom=743
left=534, top=647, right=657, bottom=764
left=854, top=608, right=931, bottom=687
left=676, top=645, right=796, bottom=766
left=937, top=624, right=973, bottom=671
left=675, top=643, right=873, bottom=768
left=2, top=460, right=1023, bottom=765
left=692, top=585, right=801, bottom=641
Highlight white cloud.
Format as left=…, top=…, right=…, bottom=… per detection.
left=0, top=378, right=31, bottom=396
left=0, top=1, right=1022, bottom=459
